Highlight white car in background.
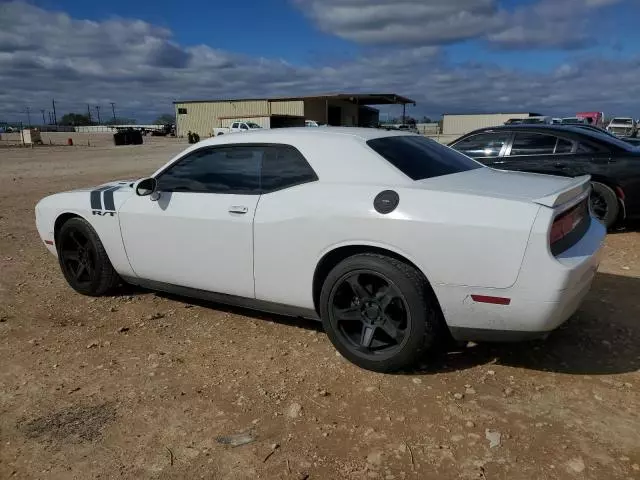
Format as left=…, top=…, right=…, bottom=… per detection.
left=35, top=128, right=605, bottom=372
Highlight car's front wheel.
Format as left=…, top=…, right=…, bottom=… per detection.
left=319, top=253, right=441, bottom=372
left=57, top=217, right=120, bottom=296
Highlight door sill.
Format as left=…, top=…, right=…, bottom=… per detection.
left=121, top=276, right=320, bottom=321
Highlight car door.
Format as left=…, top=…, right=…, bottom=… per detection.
left=118, top=145, right=264, bottom=298
left=547, top=139, right=596, bottom=177
left=450, top=132, right=511, bottom=166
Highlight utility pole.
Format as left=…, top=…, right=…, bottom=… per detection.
left=41, top=109, right=46, bottom=125
left=48, top=112, right=52, bottom=125
left=110, top=102, right=116, bottom=123
left=95, top=106, right=101, bottom=124
left=87, top=104, right=92, bottom=124
left=25, top=106, right=32, bottom=127
left=52, top=99, right=57, bottom=126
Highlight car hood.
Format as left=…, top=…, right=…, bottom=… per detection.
left=69, top=179, right=136, bottom=193
left=415, top=167, right=590, bottom=207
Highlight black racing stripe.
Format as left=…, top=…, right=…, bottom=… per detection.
left=103, top=186, right=121, bottom=211
left=90, top=185, right=113, bottom=210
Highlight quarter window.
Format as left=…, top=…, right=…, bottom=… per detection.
left=510, top=133, right=557, bottom=156
left=261, top=146, right=318, bottom=192
left=452, top=133, right=510, bottom=158
left=555, top=138, right=574, bottom=154
left=577, top=142, right=596, bottom=153
left=157, top=146, right=262, bottom=194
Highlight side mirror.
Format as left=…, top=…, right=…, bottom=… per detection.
left=135, top=177, right=157, bottom=196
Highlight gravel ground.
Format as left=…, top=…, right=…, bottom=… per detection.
left=1, top=141, right=639, bottom=480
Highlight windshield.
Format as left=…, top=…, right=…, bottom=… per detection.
left=246, top=122, right=262, bottom=129
left=367, top=135, right=482, bottom=181
left=612, top=118, right=633, bottom=125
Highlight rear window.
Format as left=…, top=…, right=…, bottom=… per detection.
left=367, top=136, right=482, bottom=181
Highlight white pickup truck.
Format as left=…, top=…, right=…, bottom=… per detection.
left=213, top=121, right=262, bottom=136
left=606, top=117, right=637, bottom=137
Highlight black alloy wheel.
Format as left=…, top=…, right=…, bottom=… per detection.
left=329, top=271, right=410, bottom=355
left=320, top=253, right=440, bottom=372
left=57, top=217, right=120, bottom=296
left=59, top=226, right=97, bottom=289
left=589, top=190, right=608, bottom=221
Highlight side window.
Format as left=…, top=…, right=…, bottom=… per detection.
left=231, top=122, right=239, bottom=129
left=261, top=146, right=318, bottom=192
left=555, top=138, right=574, bottom=154
left=177, top=108, right=187, bottom=115
left=240, top=124, right=249, bottom=131
left=452, top=133, right=510, bottom=158
left=156, top=146, right=262, bottom=194
left=509, top=133, right=557, bottom=156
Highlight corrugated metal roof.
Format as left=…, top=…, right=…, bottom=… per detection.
left=174, top=93, right=415, bottom=106
left=442, top=112, right=542, bottom=116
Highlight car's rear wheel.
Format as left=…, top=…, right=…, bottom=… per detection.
left=319, top=253, right=440, bottom=372
left=57, top=217, right=120, bottom=296
left=590, top=182, right=619, bottom=228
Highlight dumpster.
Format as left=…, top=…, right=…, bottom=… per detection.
left=114, top=128, right=143, bottom=146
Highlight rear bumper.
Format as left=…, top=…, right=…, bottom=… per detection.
left=436, top=215, right=605, bottom=341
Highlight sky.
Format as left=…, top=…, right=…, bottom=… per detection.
left=1, top=0, right=640, bottom=124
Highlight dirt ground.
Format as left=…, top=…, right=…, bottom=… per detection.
left=1, top=140, right=639, bottom=480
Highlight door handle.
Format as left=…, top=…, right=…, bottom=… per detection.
left=228, top=205, right=248, bottom=214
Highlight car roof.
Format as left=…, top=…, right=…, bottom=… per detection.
left=464, top=124, right=590, bottom=135
left=457, top=124, right=635, bottom=151
left=197, top=126, right=414, bottom=147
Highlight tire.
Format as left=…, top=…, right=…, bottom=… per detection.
left=590, top=182, right=619, bottom=228
left=319, top=253, right=440, bottom=372
left=56, top=217, right=120, bottom=296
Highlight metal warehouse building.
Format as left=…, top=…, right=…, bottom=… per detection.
left=442, top=112, right=542, bottom=136
left=173, top=93, right=415, bottom=137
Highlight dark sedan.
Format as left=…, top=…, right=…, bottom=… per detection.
left=449, top=125, right=640, bottom=227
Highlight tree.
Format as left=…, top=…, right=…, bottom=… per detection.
left=59, top=113, right=91, bottom=126
left=420, top=116, right=433, bottom=124
left=154, top=113, right=175, bottom=125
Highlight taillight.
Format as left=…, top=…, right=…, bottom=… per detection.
left=549, top=200, right=588, bottom=253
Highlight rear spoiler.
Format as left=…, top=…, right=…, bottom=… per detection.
left=533, top=175, right=591, bottom=209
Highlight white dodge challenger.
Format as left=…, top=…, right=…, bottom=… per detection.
left=35, top=128, right=605, bottom=372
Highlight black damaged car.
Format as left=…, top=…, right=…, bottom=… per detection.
left=450, top=125, right=640, bottom=228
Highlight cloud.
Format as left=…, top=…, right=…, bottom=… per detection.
left=0, top=0, right=639, bottom=124
left=293, top=0, right=506, bottom=45
left=293, top=0, right=630, bottom=49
